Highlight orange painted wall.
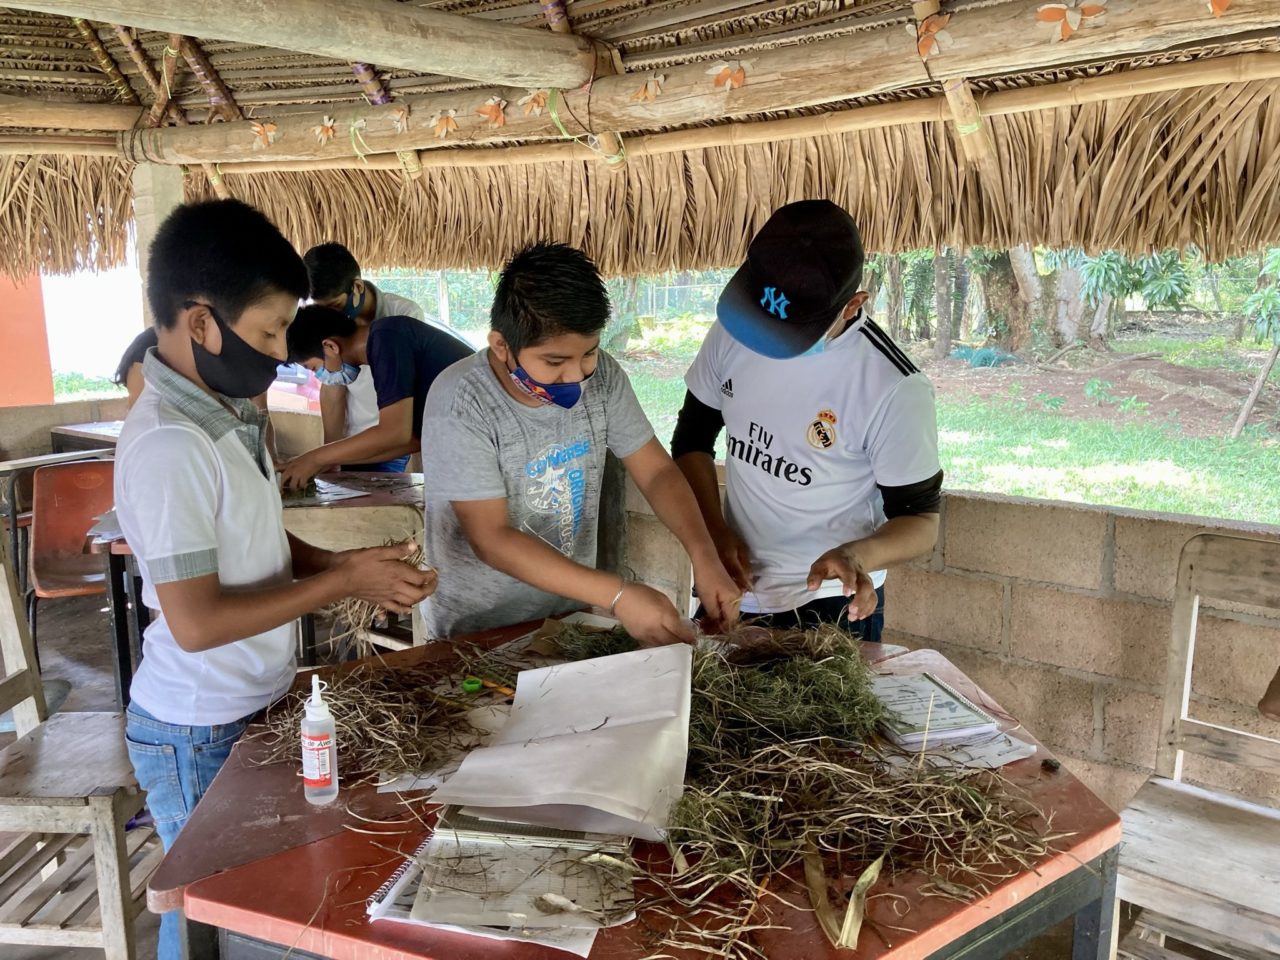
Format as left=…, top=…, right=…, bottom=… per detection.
left=0, top=275, right=54, bottom=408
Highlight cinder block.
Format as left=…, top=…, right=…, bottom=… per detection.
left=883, top=567, right=1004, bottom=651
left=1189, top=615, right=1278, bottom=704
left=943, top=494, right=1107, bottom=589
left=1102, top=689, right=1163, bottom=769
left=624, top=516, right=686, bottom=589
left=1009, top=585, right=1166, bottom=685
left=1113, top=513, right=1280, bottom=607
left=1054, top=752, right=1149, bottom=812
left=952, top=657, right=1097, bottom=757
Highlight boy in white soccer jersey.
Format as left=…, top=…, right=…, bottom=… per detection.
left=672, top=200, right=943, bottom=639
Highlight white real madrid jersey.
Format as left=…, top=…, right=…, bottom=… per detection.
left=685, top=313, right=940, bottom=613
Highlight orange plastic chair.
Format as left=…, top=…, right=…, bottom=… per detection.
left=26, top=460, right=113, bottom=653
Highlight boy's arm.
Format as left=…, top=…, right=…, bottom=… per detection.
left=451, top=497, right=695, bottom=646
left=287, top=532, right=334, bottom=578
left=319, top=384, right=349, bottom=444
left=279, top=398, right=416, bottom=487
left=153, top=542, right=435, bottom=653
left=621, top=438, right=741, bottom=628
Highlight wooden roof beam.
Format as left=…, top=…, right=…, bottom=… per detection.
left=111, top=0, right=1280, bottom=167
left=179, top=37, right=244, bottom=121
left=0, top=92, right=142, bottom=130
left=5, top=0, right=603, bottom=89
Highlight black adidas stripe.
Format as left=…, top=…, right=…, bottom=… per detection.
left=862, top=320, right=919, bottom=375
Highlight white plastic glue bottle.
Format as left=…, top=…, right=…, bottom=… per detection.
left=301, top=674, right=339, bottom=805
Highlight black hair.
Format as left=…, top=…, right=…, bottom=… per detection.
left=287, top=304, right=358, bottom=362
left=113, top=326, right=158, bottom=385
left=303, top=242, right=361, bottom=301
left=146, top=199, right=308, bottom=330
left=490, top=242, right=610, bottom=354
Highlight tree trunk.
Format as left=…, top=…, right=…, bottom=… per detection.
left=1053, top=265, right=1085, bottom=347
left=988, top=251, right=1032, bottom=351
left=862, top=261, right=884, bottom=317
left=437, top=271, right=451, bottom=326
left=933, top=249, right=954, bottom=360
left=952, top=256, right=970, bottom=339
left=1230, top=341, right=1280, bottom=439
left=885, top=257, right=905, bottom=339
left=964, top=275, right=986, bottom=339
left=1089, top=294, right=1113, bottom=349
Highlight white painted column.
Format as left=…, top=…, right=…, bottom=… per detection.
left=131, top=163, right=185, bottom=328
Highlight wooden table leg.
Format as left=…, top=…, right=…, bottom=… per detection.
left=1072, top=845, right=1119, bottom=960
left=106, top=551, right=133, bottom=708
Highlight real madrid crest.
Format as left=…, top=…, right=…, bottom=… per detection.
left=806, top=409, right=837, bottom=450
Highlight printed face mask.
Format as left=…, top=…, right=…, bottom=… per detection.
left=190, top=303, right=281, bottom=398
left=314, top=362, right=360, bottom=386
left=505, top=352, right=591, bottom=409
left=341, top=285, right=366, bottom=320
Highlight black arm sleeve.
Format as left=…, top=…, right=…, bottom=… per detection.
left=878, top=469, right=944, bottom=519
left=670, top=390, right=725, bottom=459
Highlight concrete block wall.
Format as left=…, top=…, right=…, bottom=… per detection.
left=620, top=482, right=1280, bottom=811
left=0, top=398, right=129, bottom=460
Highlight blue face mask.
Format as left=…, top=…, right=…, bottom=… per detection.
left=505, top=353, right=590, bottom=409
left=314, top=362, right=360, bottom=386
left=798, top=336, right=829, bottom=358
left=342, top=286, right=366, bottom=320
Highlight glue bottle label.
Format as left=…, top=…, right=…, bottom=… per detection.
left=302, top=732, right=333, bottom=787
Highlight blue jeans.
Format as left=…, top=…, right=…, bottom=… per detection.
left=341, top=455, right=409, bottom=473
left=742, top=587, right=886, bottom=642
left=125, top=704, right=250, bottom=960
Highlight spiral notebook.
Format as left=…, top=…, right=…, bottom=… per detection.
left=870, top=672, right=998, bottom=746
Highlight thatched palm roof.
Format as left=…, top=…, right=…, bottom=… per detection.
left=2, top=1, right=1279, bottom=277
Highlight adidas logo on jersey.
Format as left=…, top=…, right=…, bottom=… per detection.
left=720, top=378, right=734, bottom=398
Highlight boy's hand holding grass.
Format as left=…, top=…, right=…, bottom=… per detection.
left=806, top=545, right=877, bottom=621
left=330, top=541, right=436, bottom=613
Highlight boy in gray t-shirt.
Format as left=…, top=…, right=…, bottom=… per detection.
left=422, top=243, right=740, bottom=644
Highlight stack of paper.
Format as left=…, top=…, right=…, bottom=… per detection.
left=431, top=643, right=693, bottom=841
left=870, top=672, right=999, bottom=747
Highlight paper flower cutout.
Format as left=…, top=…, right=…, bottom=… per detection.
left=707, top=61, right=749, bottom=90
left=910, top=13, right=953, bottom=60
left=390, top=105, right=411, bottom=134
left=519, top=90, right=549, bottom=117
left=431, top=109, right=458, bottom=139
left=311, top=116, right=335, bottom=145
left=1036, top=0, right=1106, bottom=43
left=1206, top=0, right=1231, bottom=13
left=476, top=97, right=507, bottom=129
left=632, top=74, right=665, bottom=103
left=250, top=121, right=277, bottom=149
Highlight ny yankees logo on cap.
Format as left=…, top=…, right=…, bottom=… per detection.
left=760, top=287, right=790, bottom=319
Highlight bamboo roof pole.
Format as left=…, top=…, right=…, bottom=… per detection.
left=0, top=94, right=142, bottom=131
left=110, top=24, right=230, bottom=198
left=542, top=0, right=626, bottom=171
left=5, top=0, right=600, bottom=89
left=70, top=17, right=136, bottom=105
left=180, top=37, right=242, bottom=122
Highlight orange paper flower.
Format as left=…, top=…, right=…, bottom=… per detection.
left=519, top=90, right=548, bottom=116
left=914, top=13, right=953, bottom=60
left=632, top=74, right=665, bottom=103
left=390, top=105, right=411, bottom=135
left=1036, top=0, right=1106, bottom=42
left=707, top=61, right=748, bottom=90
left=250, top=121, right=277, bottom=149
left=311, top=116, right=335, bottom=145
left=476, top=97, right=507, bottom=129
left=1206, top=0, right=1231, bottom=14
left=431, top=110, right=458, bottom=139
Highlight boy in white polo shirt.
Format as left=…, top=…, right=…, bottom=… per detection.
left=672, top=200, right=942, bottom=639
left=116, top=200, right=436, bottom=960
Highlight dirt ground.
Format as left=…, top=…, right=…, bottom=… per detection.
left=909, top=317, right=1280, bottom=439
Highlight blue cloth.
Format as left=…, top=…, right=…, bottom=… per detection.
left=743, top=585, right=886, bottom=642
left=366, top=315, right=474, bottom=438
left=125, top=703, right=250, bottom=960
left=340, top=456, right=410, bottom=473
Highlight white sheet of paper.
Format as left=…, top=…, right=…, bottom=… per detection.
left=883, top=730, right=1037, bottom=770
left=431, top=644, right=691, bottom=841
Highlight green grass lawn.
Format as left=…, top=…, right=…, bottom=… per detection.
left=620, top=358, right=1280, bottom=527
left=1113, top=334, right=1266, bottom=375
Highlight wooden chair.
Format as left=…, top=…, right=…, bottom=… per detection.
left=1116, top=533, right=1280, bottom=960
left=0, top=536, right=162, bottom=958
left=26, top=460, right=113, bottom=652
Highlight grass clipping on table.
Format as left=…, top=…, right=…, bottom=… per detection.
left=245, top=662, right=475, bottom=783
left=555, top=623, right=1064, bottom=957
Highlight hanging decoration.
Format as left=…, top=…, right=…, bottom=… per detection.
left=312, top=116, right=336, bottom=145
left=431, top=109, right=459, bottom=139
left=519, top=90, right=549, bottom=117
left=476, top=97, right=508, bottom=129
left=1206, top=0, right=1231, bottom=14
left=708, top=61, right=749, bottom=90
left=1036, top=0, right=1107, bottom=43
left=250, top=120, right=277, bottom=149
left=632, top=74, right=665, bottom=103
left=910, top=13, right=953, bottom=60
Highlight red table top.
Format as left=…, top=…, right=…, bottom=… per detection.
left=171, top=636, right=1119, bottom=960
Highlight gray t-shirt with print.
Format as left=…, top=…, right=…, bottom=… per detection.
left=422, top=349, right=654, bottom=637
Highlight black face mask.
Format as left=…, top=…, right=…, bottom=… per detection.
left=188, top=302, right=282, bottom=399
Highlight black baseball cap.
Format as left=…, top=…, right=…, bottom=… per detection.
left=717, top=199, right=865, bottom=358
